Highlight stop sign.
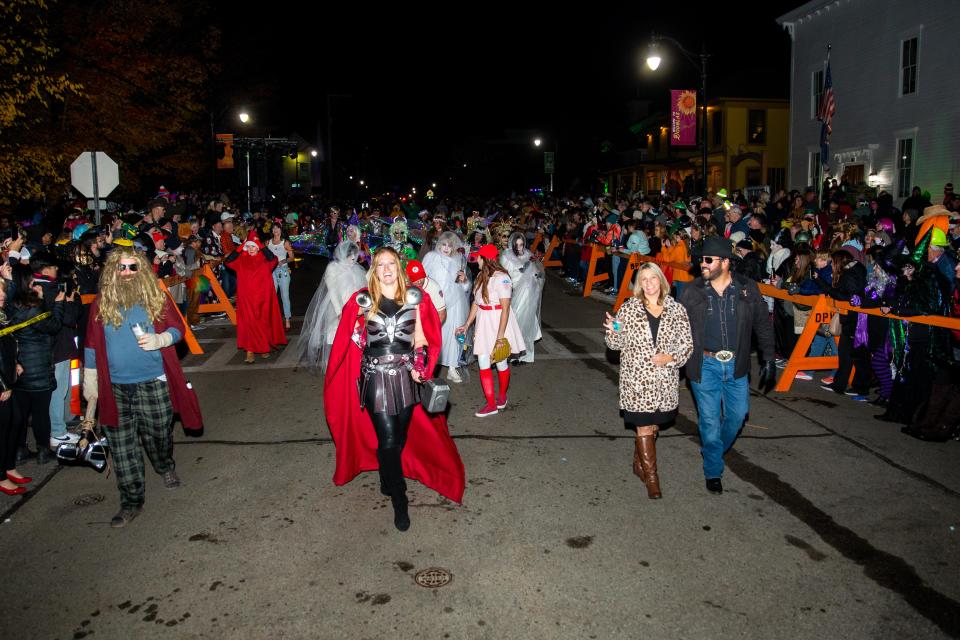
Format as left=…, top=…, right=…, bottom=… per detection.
left=70, top=151, right=119, bottom=198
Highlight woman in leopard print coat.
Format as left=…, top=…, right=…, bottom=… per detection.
left=604, top=262, right=693, bottom=499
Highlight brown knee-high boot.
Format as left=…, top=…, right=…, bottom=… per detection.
left=632, top=435, right=645, bottom=481
left=637, top=429, right=662, bottom=499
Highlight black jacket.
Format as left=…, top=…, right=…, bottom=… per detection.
left=0, top=329, right=18, bottom=392
left=8, top=299, right=64, bottom=392
left=814, top=261, right=867, bottom=333
left=678, top=273, right=776, bottom=383
left=37, top=279, right=81, bottom=363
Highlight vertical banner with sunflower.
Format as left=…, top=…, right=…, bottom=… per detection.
left=671, top=90, right=697, bottom=147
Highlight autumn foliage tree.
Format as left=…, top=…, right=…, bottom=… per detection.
left=0, top=0, right=218, bottom=206
left=0, top=0, right=82, bottom=205
left=54, top=0, right=220, bottom=198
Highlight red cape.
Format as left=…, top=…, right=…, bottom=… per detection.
left=226, top=249, right=288, bottom=353
left=323, top=288, right=465, bottom=503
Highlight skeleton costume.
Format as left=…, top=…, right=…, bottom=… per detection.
left=499, top=232, right=544, bottom=363
left=422, top=232, right=472, bottom=379
left=388, top=220, right=418, bottom=268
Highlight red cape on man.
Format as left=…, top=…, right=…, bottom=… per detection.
left=225, top=234, right=287, bottom=354
left=323, top=288, right=466, bottom=503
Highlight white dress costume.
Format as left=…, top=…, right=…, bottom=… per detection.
left=421, top=231, right=472, bottom=373
left=297, top=241, right=367, bottom=372
left=499, top=232, right=544, bottom=363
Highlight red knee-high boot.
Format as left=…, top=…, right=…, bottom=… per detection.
left=496, top=367, right=510, bottom=409
left=476, top=368, right=498, bottom=417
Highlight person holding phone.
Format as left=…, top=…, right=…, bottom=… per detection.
left=604, top=262, right=693, bottom=499
left=29, top=253, right=83, bottom=451
left=9, top=264, right=65, bottom=465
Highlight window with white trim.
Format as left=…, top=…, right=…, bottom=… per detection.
left=812, top=69, right=824, bottom=119
left=900, top=37, right=918, bottom=96
left=896, top=138, right=913, bottom=198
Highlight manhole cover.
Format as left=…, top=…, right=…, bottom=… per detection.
left=414, top=568, right=452, bottom=589
left=74, top=493, right=106, bottom=507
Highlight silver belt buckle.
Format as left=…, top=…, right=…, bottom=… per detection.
left=715, top=350, right=734, bottom=362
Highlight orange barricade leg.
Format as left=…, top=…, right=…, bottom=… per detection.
left=582, top=245, right=609, bottom=297
left=198, top=264, right=238, bottom=325
left=775, top=296, right=841, bottom=392
left=530, top=233, right=544, bottom=254
left=614, top=254, right=641, bottom=312
left=159, top=280, right=204, bottom=355
left=541, top=235, right=562, bottom=268
left=69, top=358, right=81, bottom=416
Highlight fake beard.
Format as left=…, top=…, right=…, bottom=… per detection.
left=115, top=273, right=153, bottom=311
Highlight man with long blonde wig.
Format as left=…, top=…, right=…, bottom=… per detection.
left=84, top=246, right=203, bottom=528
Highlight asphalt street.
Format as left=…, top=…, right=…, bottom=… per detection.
left=1, top=256, right=957, bottom=640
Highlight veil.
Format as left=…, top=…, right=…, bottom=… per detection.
left=297, top=241, right=367, bottom=372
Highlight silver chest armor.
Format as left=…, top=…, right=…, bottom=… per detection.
left=362, top=288, right=422, bottom=356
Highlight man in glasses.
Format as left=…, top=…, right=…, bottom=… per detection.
left=678, top=236, right=776, bottom=495
left=84, top=247, right=204, bottom=528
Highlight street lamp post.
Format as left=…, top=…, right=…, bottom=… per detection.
left=646, top=34, right=710, bottom=195
left=533, top=137, right=557, bottom=193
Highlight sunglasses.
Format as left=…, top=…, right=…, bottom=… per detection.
left=700, top=256, right=725, bottom=265
left=117, top=263, right=139, bottom=272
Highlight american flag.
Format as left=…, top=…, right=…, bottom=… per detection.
left=818, top=60, right=836, bottom=134
left=818, top=57, right=835, bottom=172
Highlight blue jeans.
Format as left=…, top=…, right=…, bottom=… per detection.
left=50, top=359, right=74, bottom=438
left=610, top=255, right=622, bottom=291
left=273, top=265, right=291, bottom=319
left=690, top=355, right=750, bottom=479
left=220, top=267, right=237, bottom=299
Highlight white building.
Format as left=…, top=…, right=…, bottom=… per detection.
left=777, top=0, right=960, bottom=204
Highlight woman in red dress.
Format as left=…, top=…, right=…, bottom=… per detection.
left=225, top=231, right=287, bottom=363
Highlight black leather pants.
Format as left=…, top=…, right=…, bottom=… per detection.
left=369, top=406, right=413, bottom=497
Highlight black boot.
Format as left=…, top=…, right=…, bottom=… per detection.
left=391, top=492, right=410, bottom=531
left=377, top=448, right=410, bottom=531
left=15, top=446, right=33, bottom=466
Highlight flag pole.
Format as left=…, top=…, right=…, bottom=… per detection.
left=816, top=44, right=832, bottom=210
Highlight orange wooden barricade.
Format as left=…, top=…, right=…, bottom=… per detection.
left=530, top=233, right=544, bottom=254
left=197, top=263, right=237, bottom=325
left=541, top=235, right=562, bottom=268
left=581, top=245, right=609, bottom=297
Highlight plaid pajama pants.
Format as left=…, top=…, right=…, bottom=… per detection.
left=110, top=380, right=175, bottom=509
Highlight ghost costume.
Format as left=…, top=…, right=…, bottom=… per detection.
left=297, top=241, right=368, bottom=372
left=422, top=232, right=472, bottom=377
left=499, top=232, right=544, bottom=363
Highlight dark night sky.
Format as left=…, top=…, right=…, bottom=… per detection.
left=215, top=4, right=799, bottom=193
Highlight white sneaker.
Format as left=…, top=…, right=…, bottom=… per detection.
left=50, top=433, right=80, bottom=449
left=446, top=367, right=462, bottom=383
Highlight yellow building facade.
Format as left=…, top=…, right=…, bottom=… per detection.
left=608, top=97, right=790, bottom=197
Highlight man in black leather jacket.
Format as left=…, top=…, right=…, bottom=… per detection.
left=679, top=236, right=776, bottom=495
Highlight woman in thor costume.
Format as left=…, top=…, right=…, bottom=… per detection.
left=323, top=247, right=465, bottom=532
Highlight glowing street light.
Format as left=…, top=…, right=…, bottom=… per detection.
left=431, top=182, right=437, bottom=188
left=310, top=149, right=318, bottom=157
left=533, top=137, right=542, bottom=147
left=359, top=180, right=365, bottom=185
left=238, top=112, right=251, bottom=124
left=644, top=41, right=662, bottom=71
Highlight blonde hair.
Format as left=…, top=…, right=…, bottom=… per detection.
left=97, top=248, right=167, bottom=328
left=632, top=262, right=669, bottom=307
left=366, top=247, right=406, bottom=318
